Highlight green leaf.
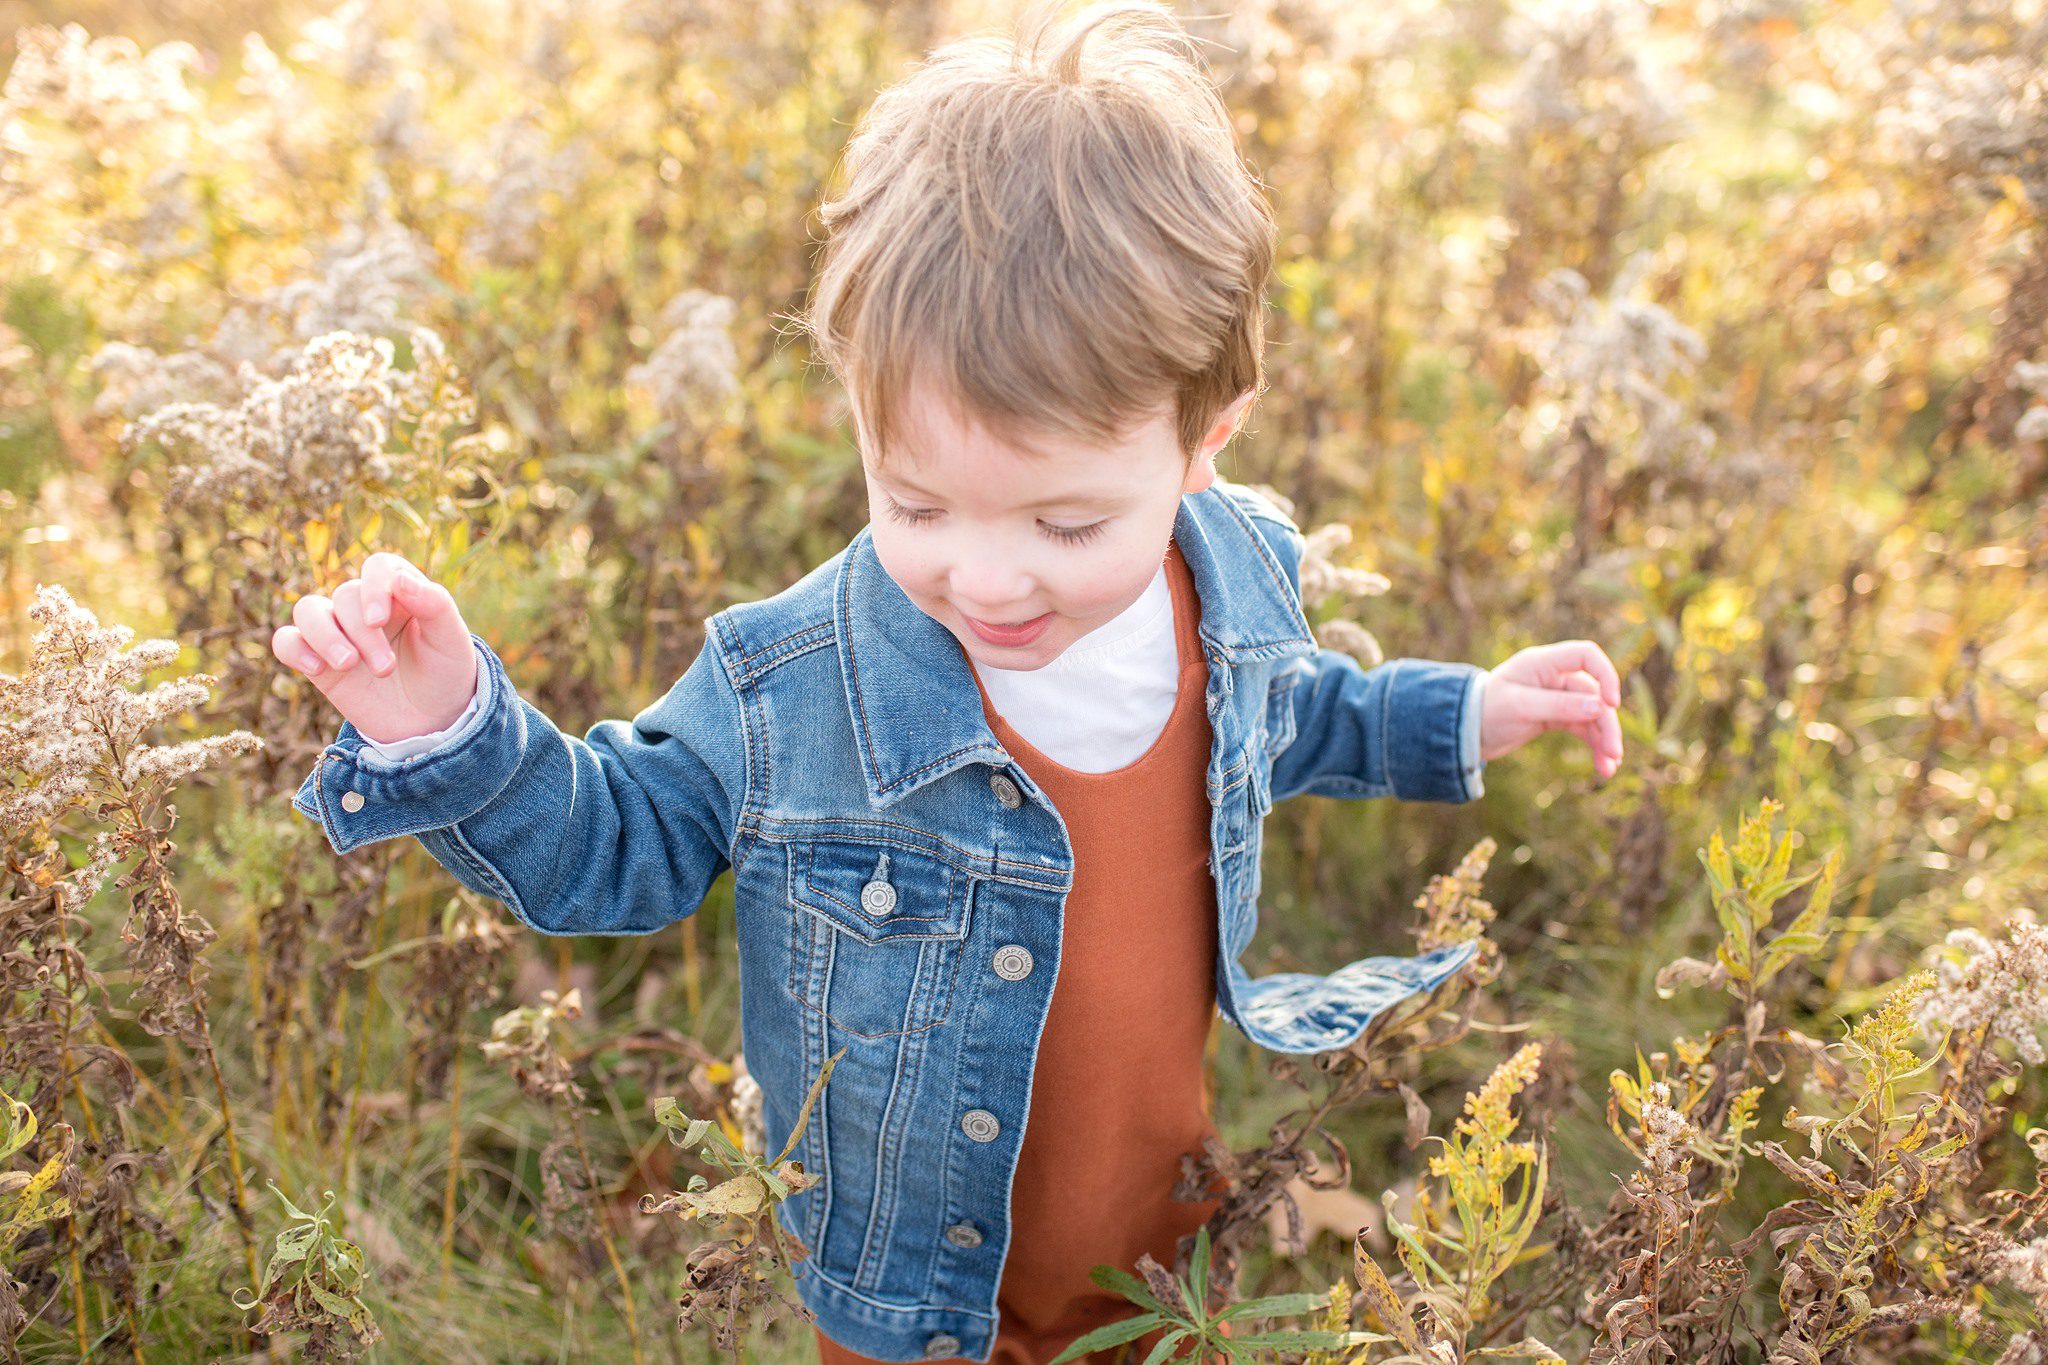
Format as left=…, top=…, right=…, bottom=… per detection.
left=1088, top=1264, right=1176, bottom=1319
left=1234, top=1329, right=1351, bottom=1349
left=1044, top=1312, right=1166, bottom=1364
left=1190, top=1223, right=1212, bottom=1312
left=773, top=1045, right=847, bottom=1166
left=308, top=1283, right=360, bottom=1320
left=1140, top=1328, right=1192, bottom=1365
left=1213, top=1292, right=1327, bottom=1322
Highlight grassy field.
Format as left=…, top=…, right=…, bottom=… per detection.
left=2, top=0, right=2045, bottom=1359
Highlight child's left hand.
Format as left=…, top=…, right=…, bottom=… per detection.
left=1479, top=641, right=1625, bottom=781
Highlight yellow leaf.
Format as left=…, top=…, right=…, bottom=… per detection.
left=304, top=518, right=332, bottom=566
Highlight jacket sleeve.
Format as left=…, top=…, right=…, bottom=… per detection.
left=1270, top=651, right=1487, bottom=804
left=1243, top=504, right=1488, bottom=805
left=290, top=628, right=751, bottom=937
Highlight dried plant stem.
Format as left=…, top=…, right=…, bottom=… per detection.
left=325, top=979, right=352, bottom=1144
left=564, top=1104, right=644, bottom=1365
left=439, top=1049, right=463, bottom=1298
left=193, top=1032, right=260, bottom=1290
left=682, top=918, right=702, bottom=1023
left=62, top=1224, right=89, bottom=1360
left=337, top=969, right=380, bottom=1190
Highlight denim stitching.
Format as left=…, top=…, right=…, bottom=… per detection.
left=795, top=1255, right=995, bottom=1322
left=443, top=822, right=528, bottom=926
left=708, top=617, right=763, bottom=877
left=795, top=848, right=964, bottom=936
left=733, top=620, right=834, bottom=684
left=784, top=846, right=967, bottom=1039
left=855, top=1023, right=920, bottom=1293
left=751, top=820, right=1067, bottom=890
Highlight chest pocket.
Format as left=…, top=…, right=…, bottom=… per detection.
left=785, top=839, right=975, bottom=1039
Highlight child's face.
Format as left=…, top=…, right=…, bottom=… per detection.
left=861, top=375, right=1250, bottom=672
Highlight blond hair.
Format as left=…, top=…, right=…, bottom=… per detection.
left=785, top=0, right=1276, bottom=466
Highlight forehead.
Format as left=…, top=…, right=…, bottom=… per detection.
left=864, top=373, right=1174, bottom=507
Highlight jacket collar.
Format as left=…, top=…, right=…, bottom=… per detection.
left=835, top=483, right=1317, bottom=809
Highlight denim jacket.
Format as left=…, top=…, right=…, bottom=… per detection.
left=291, top=479, right=1485, bottom=1363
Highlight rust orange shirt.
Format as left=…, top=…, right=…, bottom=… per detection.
left=815, top=538, right=1228, bottom=1365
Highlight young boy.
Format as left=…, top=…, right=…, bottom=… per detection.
left=274, top=2, right=1623, bottom=1360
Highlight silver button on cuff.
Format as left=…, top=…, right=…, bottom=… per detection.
left=340, top=791, right=365, bottom=813
left=924, top=1334, right=962, bottom=1358
left=859, top=880, right=897, bottom=916
left=944, top=1222, right=983, bottom=1248
left=992, top=945, right=1033, bottom=981
left=961, top=1109, right=1000, bottom=1143
left=990, top=772, right=1023, bottom=808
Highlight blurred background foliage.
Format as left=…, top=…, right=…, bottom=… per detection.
left=1, top=0, right=2044, bottom=1358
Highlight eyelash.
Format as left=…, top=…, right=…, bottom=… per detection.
left=881, top=495, right=1108, bottom=546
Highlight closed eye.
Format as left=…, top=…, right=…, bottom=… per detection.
left=881, top=495, right=1108, bottom=546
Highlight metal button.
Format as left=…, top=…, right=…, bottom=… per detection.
left=340, top=791, right=365, bottom=813
left=859, top=880, right=897, bottom=916
left=992, top=945, right=1033, bottom=981
left=924, top=1334, right=962, bottom=1358
left=961, top=1109, right=1000, bottom=1143
left=990, top=772, right=1023, bottom=808
left=944, top=1222, right=983, bottom=1248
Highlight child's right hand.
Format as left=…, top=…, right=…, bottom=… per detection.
left=271, top=552, right=480, bottom=746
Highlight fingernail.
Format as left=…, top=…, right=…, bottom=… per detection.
left=371, top=649, right=393, bottom=673
left=332, top=647, right=358, bottom=668
left=367, top=606, right=388, bottom=627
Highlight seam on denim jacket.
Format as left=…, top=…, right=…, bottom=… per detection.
left=1213, top=488, right=1308, bottom=632
left=797, top=1253, right=995, bottom=1322
left=1453, top=664, right=1475, bottom=803
left=442, top=823, right=528, bottom=925
left=855, top=1027, right=921, bottom=1292
left=1379, top=659, right=1399, bottom=796
left=707, top=616, right=763, bottom=878
left=730, top=618, right=833, bottom=685
left=750, top=818, right=1068, bottom=891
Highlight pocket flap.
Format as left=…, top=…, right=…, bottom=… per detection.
left=789, top=840, right=972, bottom=944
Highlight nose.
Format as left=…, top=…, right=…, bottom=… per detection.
left=948, top=553, right=1036, bottom=619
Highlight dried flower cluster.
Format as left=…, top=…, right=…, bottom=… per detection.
left=122, top=326, right=477, bottom=515
left=626, top=288, right=743, bottom=435
left=1916, top=912, right=2048, bottom=1065
left=480, top=987, right=587, bottom=1106
left=1, top=585, right=261, bottom=907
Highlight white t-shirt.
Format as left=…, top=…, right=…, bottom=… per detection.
left=360, top=561, right=1185, bottom=773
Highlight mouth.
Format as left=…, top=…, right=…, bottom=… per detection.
left=962, top=611, right=1053, bottom=647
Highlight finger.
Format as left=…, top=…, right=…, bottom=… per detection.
left=1563, top=640, right=1622, bottom=708
left=1601, top=705, right=1624, bottom=771
left=292, top=593, right=362, bottom=672
left=272, top=623, right=326, bottom=677
left=392, top=569, right=461, bottom=642
left=359, top=551, right=421, bottom=630
left=1534, top=686, right=1608, bottom=728
left=1559, top=672, right=1601, bottom=696
left=331, top=581, right=397, bottom=677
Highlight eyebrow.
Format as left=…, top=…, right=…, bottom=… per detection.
left=878, top=471, right=1127, bottom=513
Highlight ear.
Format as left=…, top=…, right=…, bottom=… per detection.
left=1183, top=390, right=1255, bottom=495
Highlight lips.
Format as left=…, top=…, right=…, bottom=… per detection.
left=963, top=610, right=1053, bottom=646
